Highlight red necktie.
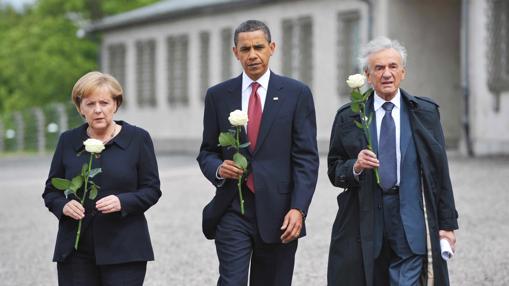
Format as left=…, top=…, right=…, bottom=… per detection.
left=246, top=82, right=262, bottom=193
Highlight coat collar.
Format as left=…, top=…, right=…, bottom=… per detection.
left=71, top=120, right=134, bottom=152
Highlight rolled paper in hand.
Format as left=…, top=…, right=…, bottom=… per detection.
left=440, top=238, right=454, bottom=261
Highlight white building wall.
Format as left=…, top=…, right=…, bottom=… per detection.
left=468, top=0, right=509, bottom=155
left=100, top=0, right=369, bottom=153
left=380, top=0, right=462, bottom=147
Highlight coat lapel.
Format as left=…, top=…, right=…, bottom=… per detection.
left=400, top=94, right=412, bottom=163
left=226, top=74, right=243, bottom=114
left=366, top=94, right=378, bottom=154
left=253, top=71, right=284, bottom=155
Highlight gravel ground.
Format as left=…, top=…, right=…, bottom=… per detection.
left=0, top=153, right=507, bottom=285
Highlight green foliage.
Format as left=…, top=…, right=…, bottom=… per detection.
left=0, top=7, right=97, bottom=113
left=88, top=167, right=101, bottom=178
left=218, top=132, right=236, bottom=147
left=0, top=0, right=159, bottom=114
left=233, top=152, right=248, bottom=170
left=88, top=184, right=98, bottom=200
left=51, top=177, right=71, bottom=190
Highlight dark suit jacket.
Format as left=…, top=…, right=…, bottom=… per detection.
left=327, top=90, right=458, bottom=286
left=43, top=121, right=161, bottom=265
left=197, top=71, right=319, bottom=243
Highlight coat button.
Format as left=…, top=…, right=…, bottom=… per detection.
left=378, top=203, right=382, bottom=209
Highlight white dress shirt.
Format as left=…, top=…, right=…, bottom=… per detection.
left=374, top=90, right=401, bottom=185
left=241, top=69, right=270, bottom=132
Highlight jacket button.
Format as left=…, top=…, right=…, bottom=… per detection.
left=378, top=203, right=382, bottom=209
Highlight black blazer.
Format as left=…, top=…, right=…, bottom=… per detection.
left=197, top=71, right=319, bottom=243
left=43, top=121, right=161, bottom=265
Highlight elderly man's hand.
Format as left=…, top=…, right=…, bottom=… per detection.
left=439, top=230, right=456, bottom=252
left=353, top=149, right=379, bottom=173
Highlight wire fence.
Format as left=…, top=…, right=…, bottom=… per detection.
left=0, top=103, right=84, bottom=154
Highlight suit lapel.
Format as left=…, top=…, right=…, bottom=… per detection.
left=366, top=94, right=378, bottom=154
left=253, top=71, right=284, bottom=155
left=400, top=94, right=411, bottom=163
left=226, top=74, right=243, bottom=114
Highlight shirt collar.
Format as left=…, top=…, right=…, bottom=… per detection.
left=242, top=69, right=271, bottom=92
left=374, top=89, right=401, bottom=111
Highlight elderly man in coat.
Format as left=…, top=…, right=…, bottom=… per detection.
left=327, top=37, right=459, bottom=285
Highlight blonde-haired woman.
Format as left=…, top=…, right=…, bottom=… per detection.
left=43, top=71, right=161, bottom=285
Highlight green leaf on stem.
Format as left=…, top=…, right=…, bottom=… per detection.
left=81, top=163, right=88, bottom=177
left=88, top=184, right=98, bottom=200
left=351, top=102, right=360, bottom=113
left=218, top=132, right=236, bottom=147
left=88, top=168, right=102, bottom=178
left=367, top=113, right=373, bottom=126
left=51, top=178, right=71, bottom=190
left=362, top=88, right=373, bottom=101
left=69, top=175, right=83, bottom=192
left=354, top=120, right=363, bottom=129
left=239, top=142, right=251, bottom=149
left=64, top=189, right=75, bottom=199
left=351, top=89, right=363, bottom=100
left=233, top=152, right=248, bottom=170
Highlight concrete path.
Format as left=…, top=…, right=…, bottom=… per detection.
left=0, top=153, right=507, bottom=285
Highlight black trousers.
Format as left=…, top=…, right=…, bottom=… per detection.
left=57, top=217, right=147, bottom=286
left=57, top=252, right=147, bottom=286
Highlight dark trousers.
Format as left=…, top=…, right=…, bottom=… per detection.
left=57, top=220, right=147, bottom=286
left=374, top=193, right=424, bottom=286
left=215, top=191, right=298, bottom=286
left=57, top=252, right=147, bottom=286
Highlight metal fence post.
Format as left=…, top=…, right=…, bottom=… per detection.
left=13, top=112, right=24, bottom=152
left=0, top=118, right=4, bottom=152
left=33, top=107, right=46, bottom=154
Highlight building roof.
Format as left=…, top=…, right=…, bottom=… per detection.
left=85, top=0, right=265, bottom=33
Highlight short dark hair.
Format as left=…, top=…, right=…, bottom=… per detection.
left=233, top=20, right=271, bottom=46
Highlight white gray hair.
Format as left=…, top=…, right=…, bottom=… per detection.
left=359, top=36, right=407, bottom=72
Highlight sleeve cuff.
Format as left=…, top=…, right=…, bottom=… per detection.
left=215, top=165, right=225, bottom=187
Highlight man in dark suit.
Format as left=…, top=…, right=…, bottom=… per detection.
left=197, top=20, right=319, bottom=286
left=327, top=37, right=458, bottom=285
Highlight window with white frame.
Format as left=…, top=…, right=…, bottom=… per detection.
left=337, top=11, right=361, bottom=97
left=487, top=0, right=509, bottom=95
left=281, top=16, right=313, bottom=88
left=221, top=27, right=233, bottom=81
left=135, top=39, right=156, bottom=107
left=200, top=31, right=210, bottom=102
left=167, top=35, right=189, bottom=107
left=107, top=44, right=126, bottom=106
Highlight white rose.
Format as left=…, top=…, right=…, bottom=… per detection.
left=84, top=138, right=105, bottom=154
left=346, top=74, right=366, bottom=89
left=228, top=110, right=249, bottom=126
